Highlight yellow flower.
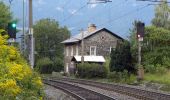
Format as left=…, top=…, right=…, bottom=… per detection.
left=0, top=79, right=21, bottom=96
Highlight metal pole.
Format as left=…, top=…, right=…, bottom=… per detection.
left=21, top=0, right=25, bottom=54
left=29, top=0, right=34, bottom=68
left=137, top=38, right=144, bottom=80
left=138, top=40, right=141, bottom=65
left=81, top=29, right=84, bottom=63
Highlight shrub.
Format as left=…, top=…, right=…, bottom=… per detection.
left=144, top=64, right=167, bottom=74
left=77, top=63, right=107, bottom=78
left=0, top=34, right=43, bottom=99
left=144, top=64, right=156, bottom=73
left=36, top=57, right=53, bottom=74
left=53, top=57, right=64, bottom=72
left=107, top=70, right=135, bottom=83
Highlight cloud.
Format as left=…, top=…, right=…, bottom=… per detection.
left=68, top=9, right=83, bottom=16
left=89, top=4, right=97, bottom=8
left=68, top=27, right=76, bottom=31
left=56, top=7, right=64, bottom=12
left=68, top=9, right=77, bottom=14
left=34, top=0, right=46, bottom=7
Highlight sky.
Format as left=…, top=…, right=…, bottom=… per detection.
left=3, top=0, right=156, bottom=39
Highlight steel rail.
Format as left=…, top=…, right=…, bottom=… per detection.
left=55, top=77, right=170, bottom=100
left=43, top=79, right=115, bottom=100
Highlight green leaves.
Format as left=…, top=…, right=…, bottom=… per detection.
left=0, top=1, right=12, bottom=29
left=152, top=0, right=170, bottom=29
left=33, top=18, right=70, bottom=71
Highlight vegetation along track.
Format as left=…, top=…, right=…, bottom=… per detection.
left=52, top=77, right=170, bottom=100
left=43, top=79, right=115, bottom=100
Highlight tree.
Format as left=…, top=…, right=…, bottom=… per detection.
left=110, top=41, right=135, bottom=73
left=142, top=26, right=170, bottom=68
left=33, top=18, right=70, bottom=71
left=152, top=0, right=170, bottom=30
left=0, top=1, right=12, bottom=29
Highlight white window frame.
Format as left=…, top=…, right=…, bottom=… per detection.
left=66, top=63, right=69, bottom=73
left=110, top=46, right=112, bottom=53
left=66, top=46, right=69, bottom=56
left=71, top=46, right=73, bottom=56
left=76, top=45, right=79, bottom=55
left=90, top=46, right=96, bottom=56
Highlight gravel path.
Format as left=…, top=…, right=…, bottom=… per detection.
left=44, top=84, right=76, bottom=100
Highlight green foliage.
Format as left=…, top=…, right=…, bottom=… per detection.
left=129, top=21, right=170, bottom=73
left=152, top=0, right=170, bottom=30
left=0, top=1, right=12, bottom=29
left=104, top=57, right=110, bottom=74
left=144, top=71, right=170, bottom=85
left=107, top=70, right=136, bottom=83
left=0, top=33, right=43, bottom=99
left=77, top=63, right=107, bottom=78
left=36, top=57, right=53, bottom=74
left=53, top=57, right=64, bottom=72
left=33, top=18, right=70, bottom=72
left=142, top=26, right=170, bottom=70
left=110, top=41, right=135, bottom=73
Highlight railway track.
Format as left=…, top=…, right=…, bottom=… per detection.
left=43, top=79, right=115, bottom=100
left=50, top=77, right=170, bottom=100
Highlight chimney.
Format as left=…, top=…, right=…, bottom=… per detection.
left=87, top=24, right=96, bottom=33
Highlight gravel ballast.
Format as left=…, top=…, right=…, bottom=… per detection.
left=44, top=84, right=76, bottom=100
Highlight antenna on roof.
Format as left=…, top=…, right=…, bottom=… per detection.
left=88, top=0, right=112, bottom=4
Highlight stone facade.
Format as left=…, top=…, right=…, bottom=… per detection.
left=62, top=26, right=123, bottom=74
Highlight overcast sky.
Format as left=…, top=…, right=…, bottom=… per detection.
left=3, top=0, right=156, bottom=39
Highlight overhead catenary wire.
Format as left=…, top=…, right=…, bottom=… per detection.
left=61, top=4, right=88, bottom=23
left=98, top=4, right=151, bottom=27
left=136, top=0, right=170, bottom=3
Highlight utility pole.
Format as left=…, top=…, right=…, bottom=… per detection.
left=81, top=29, right=84, bottom=63
left=137, top=22, right=145, bottom=81
left=21, top=0, right=25, bottom=54
left=29, top=0, right=34, bottom=68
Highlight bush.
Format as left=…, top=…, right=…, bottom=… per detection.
left=36, top=57, right=53, bottom=74
left=144, top=64, right=167, bottom=74
left=107, top=70, right=135, bottom=83
left=144, top=64, right=156, bottom=73
left=53, top=57, right=64, bottom=72
left=77, top=63, right=107, bottom=78
left=0, top=34, right=43, bottom=99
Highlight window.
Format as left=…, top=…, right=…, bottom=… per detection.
left=71, top=46, right=73, bottom=56
left=110, top=46, right=112, bottom=53
left=66, top=63, right=69, bottom=73
left=66, top=46, right=69, bottom=56
left=90, top=46, right=96, bottom=56
left=76, top=45, right=79, bottom=55
left=110, top=46, right=115, bottom=53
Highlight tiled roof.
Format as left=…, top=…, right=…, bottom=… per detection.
left=61, top=28, right=123, bottom=44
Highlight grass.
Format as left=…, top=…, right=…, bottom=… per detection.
left=144, top=70, right=170, bottom=85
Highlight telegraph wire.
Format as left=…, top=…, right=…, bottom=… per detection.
left=98, top=4, right=151, bottom=27
left=136, top=0, right=170, bottom=3
left=61, top=4, right=88, bottom=23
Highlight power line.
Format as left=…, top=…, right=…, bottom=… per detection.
left=66, top=0, right=127, bottom=31
left=87, top=0, right=127, bottom=24
left=98, top=4, right=151, bottom=27
left=136, top=0, right=170, bottom=3
left=61, top=4, right=87, bottom=23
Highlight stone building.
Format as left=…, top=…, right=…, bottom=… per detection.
left=61, top=24, right=124, bottom=73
